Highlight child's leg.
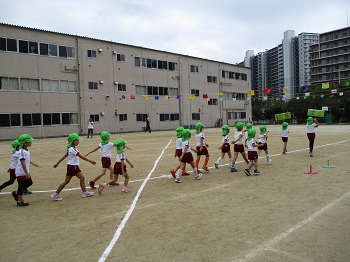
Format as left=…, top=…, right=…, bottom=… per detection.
left=56, top=175, right=73, bottom=194
left=189, top=161, right=201, bottom=179
left=195, top=155, right=200, bottom=170
left=227, top=151, right=232, bottom=167
left=215, top=153, right=225, bottom=166
left=16, top=179, right=26, bottom=203
left=175, top=162, right=186, bottom=178
left=203, top=154, right=209, bottom=168
left=283, top=142, right=287, bottom=152
left=232, top=152, right=238, bottom=167
left=254, top=159, right=258, bottom=171
left=241, top=151, right=249, bottom=164
left=76, top=172, right=87, bottom=192
left=309, top=137, right=315, bottom=153
left=265, top=149, right=271, bottom=164
left=257, top=149, right=262, bottom=156
left=92, top=168, right=108, bottom=182
left=0, top=174, right=16, bottom=191
left=122, top=173, right=129, bottom=188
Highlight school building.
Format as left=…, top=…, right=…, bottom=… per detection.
left=0, top=23, right=252, bottom=140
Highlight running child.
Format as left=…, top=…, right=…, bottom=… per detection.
left=175, top=129, right=202, bottom=183
left=214, top=125, right=232, bottom=169
left=12, top=134, right=39, bottom=207
left=281, top=122, right=289, bottom=154
left=244, top=129, right=260, bottom=176
left=306, top=117, right=319, bottom=157
left=0, top=140, right=20, bottom=193
left=230, top=122, right=250, bottom=172
left=51, top=133, right=96, bottom=201
left=170, top=126, right=189, bottom=178
left=98, top=138, right=134, bottom=194
left=195, top=122, right=210, bottom=172
left=257, top=125, right=271, bottom=164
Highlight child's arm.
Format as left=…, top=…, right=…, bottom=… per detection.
left=314, top=118, right=320, bottom=126
left=125, top=145, right=132, bottom=151
left=20, top=159, right=30, bottom=179
left=125, top=157, right=134, bottom=168
left=191, top=147, right=198, bottom=153
left=121, top=159, right=126, bottom=174
left=78, top=153, right=96, bottom=165
left=30, top=161, right=39, bottom=167
left=85, top=146, right=100, bottom=156
left=54, top=153, right=68, bottom=168
left=231, top=134, right=243, bottom=144
left=179, top=146, right=188, bottom=161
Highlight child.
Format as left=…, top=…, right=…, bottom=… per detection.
left=281, top=122, right=289, bottom=154
left=0, top=140, right=20, bottom=193
left=51, top=133, right=96, bottom=201
left=98, top=138, right=134, bottom=194
left=170, top=126, right=189, bottom=178
left=257, top=125, right=271, bottom=164
left=244, top=129, right=260, bottom=176
left=12, top=134, right=39, bottom=207
left=175, top=129, right=202, bottom=183
left=195, top=122, right=210, bottom=172
left=214, top=125, right=232, bottom=169
left=86, top=131, right=119, bottom=189
left=306, top=117, right=319, bottom=157
left=230, top=122, right=250, bottom=172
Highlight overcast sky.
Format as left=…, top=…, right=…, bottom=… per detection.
left=1, top=0, right=350, bottom=64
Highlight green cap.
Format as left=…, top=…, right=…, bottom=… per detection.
left=221, top=124, right=230, bottom=135
left=259, top=125, right=267, bottom=135
left=18, top=134, right=34, bottom=148
left=247, top=129, right=256, bottom=141
left=12, top=139, right=20, bottom=154
left=114, top=138, right=126, bottom=154
left=245, top=123, right=252, bottom=130
left=235, top=122, right=244, bottom=130
left=282, top=122, right=288, bottom=130
left=182, top=129, right=191, bottom=142
left=195, top=122, right=203, bottom=134
left=307, top=117, right=314, bottom=125
left=100, top=131, right=111, bottom=145
left=67, top=133, right=81, bottom=148
left=176, top=126, right=184, bottom=138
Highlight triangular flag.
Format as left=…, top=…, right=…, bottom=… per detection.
left=322, top=82, right=330, bottom=89
left=177, top=95, right=181, bottom=100
left=121, top=95, right=126, bottom=100
left=247, top=90, right=255, bottom=97
left=301, top=86, right=308, bottom=92
left=218, top=92, right=224, bottom=97
left=189, top=94, right=195, bottom=100
left=155, top=95, right=159, bottom=100
left=331, top=89, right=337, bottom=94
left=130, top=95, right=135, bottom=100
left=232, top=92, right=238, bottom=98
left=263, top=88, right=271, bottom=94
left=164, top=95, right=169, bottom=99
left=320, top=95, right=324, bottom=98
left=202, top=94, right=208, bottom=99
left=283, top=86, right=289, bottom=94
left=232, top=98, right=237, bottom=101
left=305, top=92, right=310, bottom=97
left=143, top=95, right=148, bottom=100
left=330, top=93, right=334, bottom=97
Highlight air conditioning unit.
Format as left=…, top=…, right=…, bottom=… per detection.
left=98, top=48, right=102, bottom=52
left=99, top=80, right=104, bottom=84
left=112, top=51, right=117, bottom=54
left=114, top=81, right=118, bottom=85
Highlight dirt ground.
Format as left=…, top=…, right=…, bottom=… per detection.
left=0, top=124, right=350, bottom=262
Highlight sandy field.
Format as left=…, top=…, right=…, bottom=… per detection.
left=0, top=124, right=350, bottom=262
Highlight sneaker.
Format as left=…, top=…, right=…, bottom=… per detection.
left=195, top=173, right=202, bottom=180
left=122, top=188, right=131, bottom=193
left=244, top=169, right=251, bottom=176
left=51, top=193, right=63, bottom=201
left=267, top=159, right=272, bottom=165
left=214, top=162, right=219, bottom=169
left=23, top=189, right=33, bottom=194
left=98, top=184, right=105, bottom=194
left=88, top=181, right=96, bottom=189
left=175, top=178, right=183, bottom=183
left=17, top=200, right=29, bottom=207
left=310, top=151, right=313, bottom=157
left=202, top=166, right=209, bottom=171
left=181, top=172, right=190, bottom=176
left=230, top=166, right=238, bottom=172
left=282, top=151, right=286, bottom=154
left=254, top=170, right=261, bottom=175
left=170, top=170, right=176, bottom=178
left=82, top=191, right=94, bottom=197
left=11, top=191, right=18, bottom=201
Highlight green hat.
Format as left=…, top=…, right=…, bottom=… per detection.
left=182, top=129, right=191, bottom=142
left=245, top=123, right=252, bottom=130
left=247, top=129, right=256, bottom=141
left=114, top=138, right=126, bottom=154
left=176, top=126, right=184, bottom=138
left=12, top=139, right=20, bottom=154
left=67, top=133, right=81, bottom=148
left=235, top=122, right=244, bottom=130
left=222, top=124, right=230, bottom=135
left=282, top=122, right=288, bottom=130
left=307, top=117, right=314, bottom=125
left=259, top=125, right=267, bottom=135
left=100, top=131, right=111, bottom=145
left=18, top=134, right=34, bottom=148
left=195, top=122, right=203, bottom=134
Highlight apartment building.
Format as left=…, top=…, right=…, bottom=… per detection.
left=0, top=24, right=251, bottom=140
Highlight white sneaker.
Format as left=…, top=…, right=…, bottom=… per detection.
left=82, top=191, right=94, bottom=198
left=196, top=173, right=202, bottom=180
left=267, top=159, right=272, bottom=165
left=175, top=178, right=182, bottom=183
left=51, top=193, right=62, bottom=201
left=214, top=162, right=219, bottom=169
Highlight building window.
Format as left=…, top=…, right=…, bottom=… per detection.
left=62, top=113, right=78, bottom=124
left=43, top=113, right=61, bottom=125
left=136, top=114, right=148, bottom=122
left=19, top=40, right=29, bottom=53
left=190, top=65, right=199, bottom=73
left=208, top=98, right=218, bottom=105
left=49, top=44, right=58, bottom=57
left=119, top=114, right=127, bottom=122
left=0, top=114, right=20, bottom=127
left=22, top=113, right=41, bottom=126
left=192, top=113, right=200, bottom=120
left=0, top=37, right=6, bottom=51
left=21, top=78, right=40, bottom=91
left=160, top=113, right=179, bottom=121
left=228, top=112, right=247, bottom=120
left=117, top=54, right=125, bottom=62
left=191, top=89, right=200, bottom=97
left=6, top=38, right=17, bottom=52
left=87, top=49, right=97, bottom=58
left=0, top=77, right=19, bottom=90
left=118, top=83, right=126, bottom=92
left=90, top=114, right=99, bottom=122
left=168, top=62, right=178, bottom=71
left=207, top=76, right=217, bottom=83
left=136, top=85, right=147, bottom=95
left=40, top=43, right=49, bottom=56
left=88, top=81, right=98, bottom=91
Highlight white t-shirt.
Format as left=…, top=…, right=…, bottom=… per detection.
left=281, top=129, right=289, bottom=137
left=116, top=152, right=126, bottom=163
left=67, top=147, right=80, bottom=166
left=222, top=135, right=229, bottom=145
left=195, top=132, right=206, bottom=147
left=99, top=142, right=114, bottom=158
left=15, top=149, right=30, bottom=177
left=258, top=133, right=268, bottom=144
left=234, top=131, right=244, bottom=145
left=176, top=138, right=183, bottom=150
left=88, top=121, right=94, bottom=129
left=182, top=140, right=191, bottom=153
left=10, top=151, right=20, bottom=170
left=246, top=138, right=258, bottom=152
left=306, top=123, right=317, bottom=133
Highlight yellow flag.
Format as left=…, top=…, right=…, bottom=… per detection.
left=218, top=92, right=224, bottom=97
left=247, top=90, right=255, bottom=97
left=283, top=86, right=289, bottom=94
left=164, top=95, right=169, bottom=99
left=189, top=94, right=195, bottom=100
left=143, top=95, right=148, bottom=100
left=322, top=82, right=330, bottom=89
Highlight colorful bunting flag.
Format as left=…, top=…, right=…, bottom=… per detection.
left=155, top=96, right=159, bottom=100
left=121, top=95, right=126, bottom=100
left=218, top=92, right=224, bottom=97
left=263, top=88, right=271, bottom=94
left=232, top=92, right=238, bottom=98
left=177, top=95, right=181, bottom=100
left=305, top=92, right=310, bottom=97
left=331, top=89, right=337, bottom=94
left=320, top=95, right=324, bottom=98
left=301, top=86, right=308, bottom=92
left=189, top=94, right=195, bottom=100
left=339, top=92, right=344, bottom=96
left=164, top=95, right=169, bottom=99
left=203, top=94, right=208, bottom=99
left=283, top=86, right=289, bottom=94
left=143, top=95, right=148, bottom=100
left=130, top=95, right=135, bottom=100
left=247, top=90, right=255, bottom=97
left=322, top=82, right=330, bottom=89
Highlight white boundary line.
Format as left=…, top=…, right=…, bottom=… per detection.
left=97, top=139, right=172, bottom=262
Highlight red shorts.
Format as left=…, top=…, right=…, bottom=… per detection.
left=234, top=144, right=244, bottom=153
left=9, top=169, right=16, bottom=181
left=114, top=162, right=127, bottom=175
left=175, top=149, right=182, bottom=158
left=66, top=165, right=81, bottom=177
left=307, top=133, right=316, bottom=140
left=181, top=152, right=194, bottom=163
left=101, top=157, right=111, bottom=168
left=196, top=146, right=208, bottom=156
left=248, top=151, right=258, bottom=160
left=282, top=137, right=288, bottom=142
left=221, top=143, right=230, bottom=153
left=258, top=143, right=268, bottom=151
left=16, top=175, right=27, bottom=181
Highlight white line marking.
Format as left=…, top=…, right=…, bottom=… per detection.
left=235, top=191, right=350, bottom=262
left=97, top=139, right=172, bottom=262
